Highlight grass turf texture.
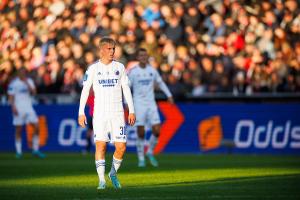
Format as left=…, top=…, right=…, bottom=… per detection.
left=0, top=153, right=300, bottom=200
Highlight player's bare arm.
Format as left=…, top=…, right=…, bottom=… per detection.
left=120, top=67, right=135, bottom=125
left=24, top=79, right=36, bottom=95
left=78, top=64, right=94, bottom=128
left=8, top=95, right=18, bottom=116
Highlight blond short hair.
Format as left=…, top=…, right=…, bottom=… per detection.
left=99, top=37, right=116, bottom=48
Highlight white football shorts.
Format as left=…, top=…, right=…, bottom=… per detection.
left=135, top=104, right=160, bottom=126
left=13, top=108, right=38, bottom=126
left=93, top=113, right=127, bottom=143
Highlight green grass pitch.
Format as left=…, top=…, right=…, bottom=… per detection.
left=0, top=153, right=300, bottom=200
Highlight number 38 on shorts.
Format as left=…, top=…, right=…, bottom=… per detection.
left=93, top=115, right=127, bottom=143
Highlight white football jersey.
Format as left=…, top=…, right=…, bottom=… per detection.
left=128, top=64, right=172, bottom=106
left=79, top=60, right=134, bottom=117
left=7, top=77, right=35, bottom=111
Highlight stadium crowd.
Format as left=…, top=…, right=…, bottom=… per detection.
left=0, top=0, right=300, bottom=99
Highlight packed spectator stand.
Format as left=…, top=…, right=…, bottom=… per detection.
left=0, top=0, right=300, bottom=102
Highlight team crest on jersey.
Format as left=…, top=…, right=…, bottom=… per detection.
left=150, top=73, right=153, bottom=76
left=115, top=70, right=119, bottom=75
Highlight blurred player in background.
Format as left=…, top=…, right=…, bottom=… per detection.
left=78, top=37, right=135, bottom=190
left=128, top=48, right=173, bottom=167
left=7, top=67, right=45, bottom=159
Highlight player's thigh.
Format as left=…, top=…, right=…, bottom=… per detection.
left=152, top=123, right=161, bottom=136
left=14, top=125, right=23, bottom=136
left=147, top=105, right=161, bottom=125
left=110, top=114, right=126, bottom=143
left=135, top=106, right=147, bottom=126
left=93, top=117, right=110, bottom=142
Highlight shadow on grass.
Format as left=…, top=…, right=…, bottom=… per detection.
left=0, top=174, right=299, bottom=200
left=1, top=153, right=300, bottom=180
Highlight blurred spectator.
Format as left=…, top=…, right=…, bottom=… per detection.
left=233, top=71, right=251, bottom=95
left=142, top=2, right=165, bottom=29
left=192, top=78, right=205, bottom=97
left=0, top=0, right=299, bottom=97
left=164, top=16, right=183, bottom=45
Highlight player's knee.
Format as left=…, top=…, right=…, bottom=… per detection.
left=34, top=128, right=39, bottom=135
left=97, top=146, right=106, bottom=153
left=152, top=129, right=160, bottom=137
left=137, top=126, right=145, bottom=138
left=15, top=126, right=22, bottom=135
left=95, top=143, right=106, bottom=154
left=116, top=144, right=126, bottom=154
left=152, top=126, right=160, bottom=137
left=137, top=133, right=145, bottom=138
left=29, top=123, right=39, bottom=135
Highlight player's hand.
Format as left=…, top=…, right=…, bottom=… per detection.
left=78, top=115, right=87, bottom=128
left=127, top=113, right=136, bottom=126
left=12, top=106, right=18, bottom=116
left=168, top=97, right=174, bottom=104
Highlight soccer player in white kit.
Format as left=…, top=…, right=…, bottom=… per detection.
left=78, top=37, right=135, bottom=190
left=128, top=48, right=174, bottom=167
left=7, top=67, right=45, bottom=159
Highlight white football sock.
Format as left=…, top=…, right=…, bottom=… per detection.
left=95, top=160, right=105, bottom=182
left=32, top=135, right=39, bottom=152
left=136, top=138, right=145, bottom=161
left=15, top=139, right=22, bottom=154
left=147, top=135, right=158, bottom=155
left=110, top=156, right=122, bottom=176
